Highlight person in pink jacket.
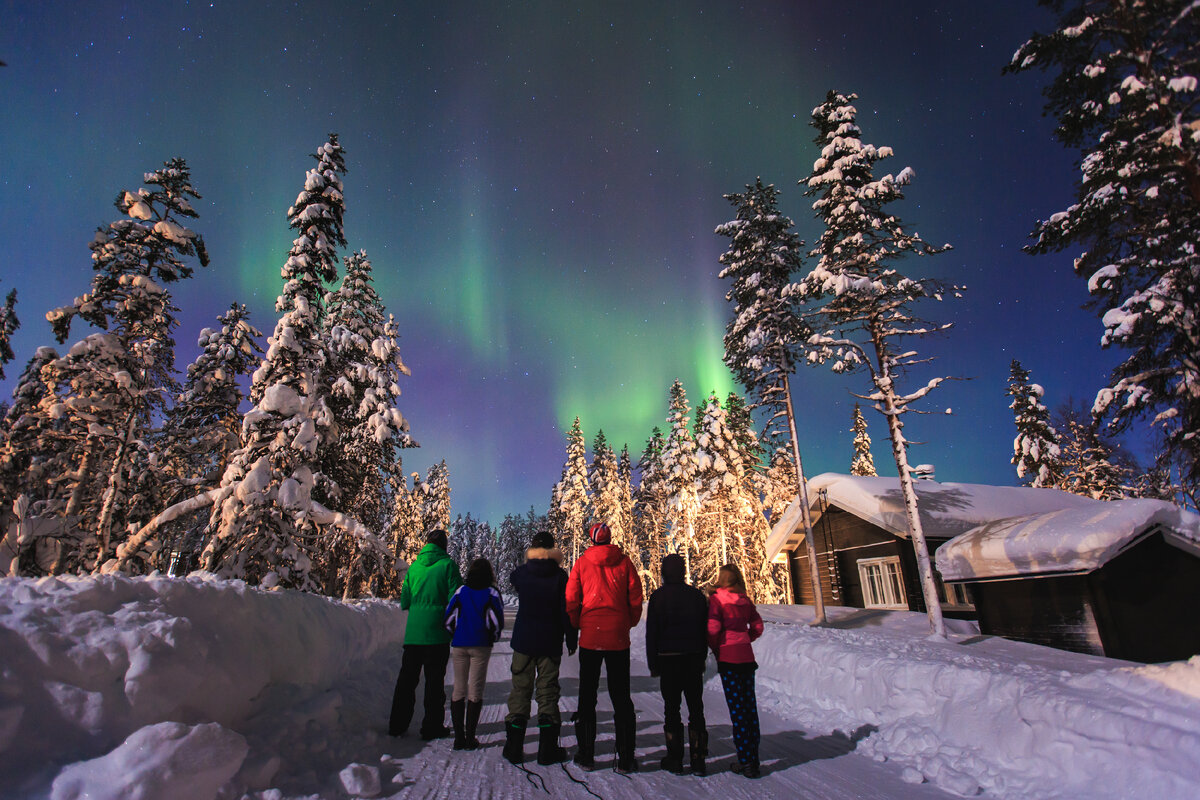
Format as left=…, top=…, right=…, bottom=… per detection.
left=565, top=522, right=643, bottom=773
left=707, top=563, right=764, bottom=778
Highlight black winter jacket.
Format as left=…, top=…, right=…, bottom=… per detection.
left=645, top=556, right=709, bottom=676
left=509, top=547, right=578, bottom=657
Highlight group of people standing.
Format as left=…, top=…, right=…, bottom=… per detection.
left=388, top=523, right=765, bottom=779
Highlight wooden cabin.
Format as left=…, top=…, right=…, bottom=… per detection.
left=936, top=499, right=1200, bottom=663
left=764, top=473, right=1095, bottom=618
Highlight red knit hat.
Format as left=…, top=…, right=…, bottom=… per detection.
left=588, top=522, right=611, bottom=545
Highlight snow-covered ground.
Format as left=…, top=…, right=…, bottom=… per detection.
left=2, top=574, right=1198, bottom=800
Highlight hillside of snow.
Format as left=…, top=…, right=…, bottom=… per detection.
left=1, top=574, right=1198, bottom=799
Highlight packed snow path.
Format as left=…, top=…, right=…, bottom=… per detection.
left=352, top=610, right=953, bottom=800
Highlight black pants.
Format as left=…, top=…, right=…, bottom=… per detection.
left=657, top=653, right=706, bottom=729
left=389, top=643, right=450, bottom=735
left=577, top=647, right=635, bottom=728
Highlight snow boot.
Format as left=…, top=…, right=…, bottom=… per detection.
left=614, top=714, right=638, bottom=774
left=464, top=700, right=483, bottom=750
left=502, top=716, right=526, bottom=764
left=660, top=723, right=685, bottom=774
left=536, top=715, right=567, bottom=765
left=731, top=759, right=761, bottom=779
left=688, top=725, right=708, bottom=776
left=450, top=699, right=467, bottom=750
left=572, top=713, right=596, bottom=769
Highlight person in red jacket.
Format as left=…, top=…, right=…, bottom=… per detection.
left=565, top=522, right=643, bottom=773
left=707, top=563, right=764, bottom=778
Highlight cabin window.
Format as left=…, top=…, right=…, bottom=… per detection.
left=939, top=580, right=974, bottom=609
left=858, top=556, right=907, bottom=609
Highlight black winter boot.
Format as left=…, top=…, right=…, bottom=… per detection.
left=536, top=715, right=567, bottom=765
left=688, top=725, right=708, bottom=776
left=660, top=723, right=685, bottom=774
left=450, top=699, right=467, bottom=750
left=572, top=713, right=596, bottom=769
left=614, top=714, right=638, bottom=774
left=502, top=716, right=526, bottom=764
left=464, top=700, right=483, bottom=750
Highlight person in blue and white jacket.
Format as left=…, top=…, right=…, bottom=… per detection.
left=444, top=557, right=505, bottom=750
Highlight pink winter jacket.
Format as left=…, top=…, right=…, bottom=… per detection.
left=707, top=587, right=764, bottom=664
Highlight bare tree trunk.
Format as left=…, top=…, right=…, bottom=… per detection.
left=874, top=340, right=946, bottom=639
left=94, top=411, right=138, bottom=571
left=783, top=378, right=827, bottom=625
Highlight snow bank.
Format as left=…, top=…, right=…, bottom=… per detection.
left=0, top=573, right=406, bottom=796
left=754, top=606, right=1200, bottom=798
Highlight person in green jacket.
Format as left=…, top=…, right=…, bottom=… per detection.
left=389, top=528, right=463, bottom=739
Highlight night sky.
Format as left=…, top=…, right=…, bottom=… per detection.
left=0, top=1, right=1138, bottom=525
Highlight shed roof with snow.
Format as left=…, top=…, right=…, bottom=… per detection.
left=935, top=498, right=1200, bottom=582
left=764, top=473, right=1097, bottom=564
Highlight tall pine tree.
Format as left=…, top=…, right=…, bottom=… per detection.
left=199, top=136, right=376, bottom=590
left=1007, top=1, right=1200, bottom=497
left=318, top=250, right=414, bottom=597
left=799, top=91, right=956, bottom=637
left=716, top=178, right=827, bottom=620
left=659, top=380, right=701, bottom=581
left=41, top=159, right=209, bottom=573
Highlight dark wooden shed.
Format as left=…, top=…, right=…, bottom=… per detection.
left=936, top=500, right=1200, bottom=663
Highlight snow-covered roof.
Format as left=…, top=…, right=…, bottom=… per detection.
left=936, top=498, right=1200, bottom=581
left=765, top=473, right=1098, bottom=563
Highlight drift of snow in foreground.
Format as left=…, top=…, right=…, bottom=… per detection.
left=1, top=575, right=1198, bottom=799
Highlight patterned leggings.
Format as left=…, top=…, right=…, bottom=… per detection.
left=718, top=662, right=760, bottom=766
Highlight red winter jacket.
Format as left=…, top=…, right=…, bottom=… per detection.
left=707, top=587, right=764, bottom=664
left=566, top=543, right=644, bottom=650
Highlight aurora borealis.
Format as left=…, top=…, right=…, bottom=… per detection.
left=0, top=1, right=1138, bottom=524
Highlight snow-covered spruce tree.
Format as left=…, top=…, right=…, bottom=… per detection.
left=0, top=286, right=17, bottom=380
left=195, top=135, right=383, bottom=590
left=694, top=392, right=744, bottom=589
left=39, top=159, right=210, bottom=573
left=317, top=250, right=414, bottom=597
left=633, top=426, right=669, bottom=592
left=716, top=178, right=827, bottom=621
left=418, top=460, right=452, bottom=535
left=799, top=91, right=957, bottom=638
left=448, top=512, right=476, bottom=569
left=850, top=403, right=877, bottom=476
left=553, top=416, right=590, bottom=565
left=1056, top=405, right=1131, bottom=500
left=154, top=304, right=263, bottom=571
left=616, top=444, right=641, bottom=575
left=659, top=380, right=702, bottom=581
left=1007, top=360, right=1065, bottom=488
left=1007, top=2, right=1200, bottom=498
left=588, top=430, right=622, bottom=539
left=388, top=471, right=425, bottom=565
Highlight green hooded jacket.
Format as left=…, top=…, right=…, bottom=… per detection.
left=400, top=543, right=463, bottom=645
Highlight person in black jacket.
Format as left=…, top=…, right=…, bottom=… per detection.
left=645, top=553, right=709, bottom=775
left=503, top=531, right=578, bottom=765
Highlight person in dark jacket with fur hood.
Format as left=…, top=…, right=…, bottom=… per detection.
left=503, top=530, right=578, bottom=766
left=646, top=553, right=710, bottom=775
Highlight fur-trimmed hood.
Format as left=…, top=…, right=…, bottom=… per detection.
left=526, top=546, right=564, bottom=565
